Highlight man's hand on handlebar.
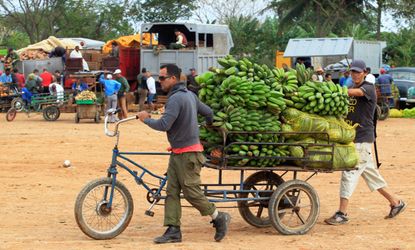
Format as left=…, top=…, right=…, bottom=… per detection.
left=137, top=111, right=151, bottom=122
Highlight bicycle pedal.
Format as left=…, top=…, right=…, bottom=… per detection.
left=145, top=210, right=155, bottom=217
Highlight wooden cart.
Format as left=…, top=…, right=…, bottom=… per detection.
left=75, top=99, right=100, bottom=123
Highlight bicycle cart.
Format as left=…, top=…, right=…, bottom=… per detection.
left=1, top=83, right=24, bottom=121
left=375, top=83, right=394, bottom=120
left=74, top=110, right=354, bottom=240
left=7, top=92, right=69, bottom=122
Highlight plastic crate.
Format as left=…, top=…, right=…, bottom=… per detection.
left=76, top=99, right=95, bottom=105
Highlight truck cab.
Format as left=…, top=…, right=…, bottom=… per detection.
left=140, top=23, right=233, bottom=78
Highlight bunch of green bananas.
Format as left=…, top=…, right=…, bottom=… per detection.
left=289, top=81, right=349, bottom=116
left=295, top=63, right=314, bottom=86
left=272, top=68, right=299, bottom=94
left=226, top=143, right=290, bottom=167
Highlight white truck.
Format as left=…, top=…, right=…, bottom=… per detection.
left=140, top=22, right=234, bottom=77
left=283, top=37, right=387, bottom=79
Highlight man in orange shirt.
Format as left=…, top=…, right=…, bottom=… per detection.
left=40, top=68, right=53, bottom=93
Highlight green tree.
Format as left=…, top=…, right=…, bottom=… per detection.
left=132, top=0, right=196, bottom=22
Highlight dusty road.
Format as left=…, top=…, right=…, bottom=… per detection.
left=1, top=113, right=414, bottom=250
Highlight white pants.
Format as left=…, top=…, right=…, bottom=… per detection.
left=340, top=143, right=387, bottom=199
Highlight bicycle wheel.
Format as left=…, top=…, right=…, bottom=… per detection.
left=238, top=171, right=284, bottom=228
left=268, top=180, right=319, bottom=235
left=6, top=108, right=17, bottom=122
left=74, top=177, right=134, bottom=240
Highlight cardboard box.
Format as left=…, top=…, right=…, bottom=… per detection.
left=87, top=61, right=100, bottom=71
left=91, top=53, right=104, bottom=62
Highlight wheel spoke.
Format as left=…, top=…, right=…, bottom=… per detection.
left=295, top=190, right=301, bottom=206
left=277, top=208, right=291, bottom=214
left=256, top=205, right=264, bottom=218
left=295, top=210, right=306, bottom=225
left=283, top=194, right=295, bottom=207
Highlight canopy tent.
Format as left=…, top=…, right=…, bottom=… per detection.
left=284, top=38, right=354, bottom=57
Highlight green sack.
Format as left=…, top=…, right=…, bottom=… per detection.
left=288, top=138, right=358, bottom=169
left=283, top=108, right=329, bottom=136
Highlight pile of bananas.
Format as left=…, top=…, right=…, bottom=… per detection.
left=287, top=81, right=349, bottom=116
left=75, top=90, right=97, bottom=101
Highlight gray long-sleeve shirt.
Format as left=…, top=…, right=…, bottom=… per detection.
left=144, top=83, right=213, bottom=148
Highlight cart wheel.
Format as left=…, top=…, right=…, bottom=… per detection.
left=377, top=103, right=389, bottom=121
left=237, top=171, right=284, bottom=228
left=94, top=112, right=100, bottom=123
left=268, top=180, right=319, bottom=235
left=11, top=97, right=24, bottom=112
left=74, top=177, right=134, bottom=240
left=43, top=106, right=60, bottom=121
left=75, top=113, right=80, bottom=123
left=6, top=108, right=17, bottom=122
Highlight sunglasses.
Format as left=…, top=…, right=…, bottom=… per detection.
left=159, top=75, right=172, bottom=81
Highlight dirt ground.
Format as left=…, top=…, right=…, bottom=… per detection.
left=1, top=113, right=414, bottom=250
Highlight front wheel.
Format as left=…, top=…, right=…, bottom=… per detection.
left=11, top=97, right=24, bottom=112
left=6, top=108, right=17, bottom=122
left=377, top=103, right=389, bottom=121
left=74, top=177, right=134, bottom=240
left=268, top=180, right=319, bottom=235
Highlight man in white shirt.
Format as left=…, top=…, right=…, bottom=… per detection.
left=146, top=71, right=156, bottom=112
left=49, top=81, right=65, bottom=103
left=365, top=67, right=376, bottom=84
left=69, top=45, right=90, bottom=71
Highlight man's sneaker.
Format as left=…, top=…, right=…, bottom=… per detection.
left=153, top=226, right=182, bottom=244
left=385, top=200, right=407, bottom=219
left=211, top=212, right=231, bottom=242
left=324, top=211, right=349, bottom=225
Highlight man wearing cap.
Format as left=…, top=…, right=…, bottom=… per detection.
left=137, top=64, right=231, bottom=244
left=99, top=73, right=121, bottom=123
left=377, top=68, right=393, bottom=95
left=325, top=59, right=406, bottom=225
left=114, top=69, right=130, bottom=119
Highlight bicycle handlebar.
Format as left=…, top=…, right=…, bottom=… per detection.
left=104, top=108, right=138, bottom=137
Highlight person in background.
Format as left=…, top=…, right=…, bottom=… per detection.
left=49, top=80, right=65, bottom=103
left=316, top=67, right=324, bottom=82
left=49, top=46, right=66, bottom=64
left=99, top=73, right=121, bottom=123
left=146, top=70, right=156, bottom=113
left=169, top=29, right=188, bottom=49
left=40, top=68, right=53, bottom=93
left=12, top=68, right=25, bottom=89
left=377, top=68, right=393, bottom=95
left=69, top=45, right=90, bottom=71
left=339, top=70, right=353, bottom=87
left=138, top=68, right=148, bottom=111
left=71, top=78, right=89, bottom=97
left=110, top=41, right=119, bottom=58
left=114, top=69, right=130, bottom=119
left=187, top=68, right=199, bottom=94
left=25, top=73, right=40, bottom=94
left=32, top=69, right=43, bottom=91
left=325, top=60, right=406, bottom=226
left=4, top=48, right=19, bottom=68
left=365, top=67, right=376, bottom=84
left=325, top=73, right=332, bottom=82
left=0, top=68, right=14, bottom=83
left=54, top=70, right=63, bottom=86
left=137, top=64, right=231, bottom=244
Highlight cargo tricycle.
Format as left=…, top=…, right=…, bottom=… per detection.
left=74, top=109, right=353, bottom=240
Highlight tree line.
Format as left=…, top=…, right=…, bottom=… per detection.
left=0, top=0, right=414, bottom=66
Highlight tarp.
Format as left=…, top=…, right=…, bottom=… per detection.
left=61, top=38, right=105, bottom=50
left=284, top=37, right=354, bottom=57
left=102, top=33, right=157, bottom=54
left=16, top=36, right=79, bottom=54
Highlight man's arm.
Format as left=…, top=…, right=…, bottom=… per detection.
left=196, top=96, right=213, bottom=125
left=348, top=88, right=365, bottom=97
left=123, top=78, right=130, bottom=92
left=143, top=98, right=180, bottom=131
left=176, top=35, right=183, bottom=44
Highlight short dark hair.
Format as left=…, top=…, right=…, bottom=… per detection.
left=33, top=69, right=39, bottom=73
left=174, top=29, right=179, bottom=33
left=365, top=67, right=371, bottom=73
left=160, top=64, right=181, bottom=80
left=13, top=68, right=18, bottom=73
left=141, top=68, right=147, bottom=73
left=325, top=73, right=332, bottom=78
left=112, top=41, right=118, bottom=46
